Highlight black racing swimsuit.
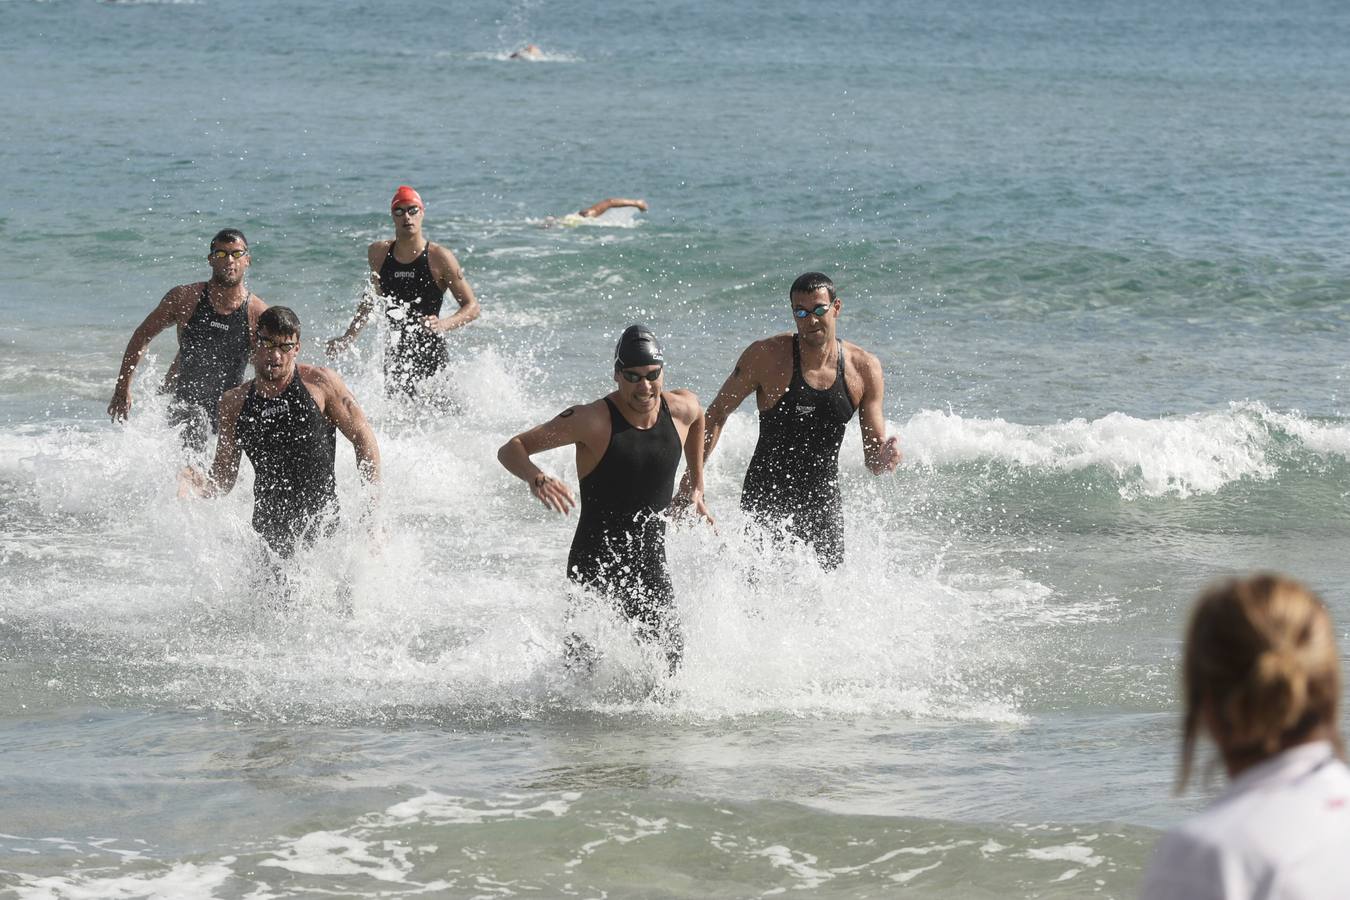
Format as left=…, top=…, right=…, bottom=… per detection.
left=741, top=336, right=856, bottom=569
left=172, top=285, right=250, bottom=447
left=234, top=371, right=338, bottom=557
left=568, top=397, right=684, bottom=663
left=377, top=243, right=448, bottom=393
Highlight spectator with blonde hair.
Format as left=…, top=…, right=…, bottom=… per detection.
left=1141, top=573, right=1350, bottom=899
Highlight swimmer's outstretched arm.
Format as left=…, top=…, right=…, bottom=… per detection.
left=326, top=286, right=377, bottom=356
left=497, top=402, right=610, bottom=516
left=315, top=367, right=382, bottom=535
left=108, top=286, right=195, bottom=420
left=668, top=390, right=714, bottom=526
left=674, top=343, right=760, bottom=505
left=855, top=350, right=901, bottom=475
left=578, top=198, right=648, bottom=218
left=423, top=245, right=481, bottom=334
left=327, top=248, right=385, bottom=356
left=498, top=425, right=577, bottom=516
left=317, top=368, right=382, bottom=487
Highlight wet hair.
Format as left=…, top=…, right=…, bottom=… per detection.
left=1178, top=573, right=1344, bottom=791
left=257, top=306, right=301, bottom=339
left=210, top=228, right=248, bottom=250
left=790, top=271, right=836, bottom=302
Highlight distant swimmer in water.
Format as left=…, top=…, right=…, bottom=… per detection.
left=182, top=307, right=381, bottom=560
left=546, top=198, right=649, bottom=228
left=497, top=325, right=712, bottom=672
left=108, top=228, right=267, bottom=452
left=327, top=186, right=481, bottom=399
left=578, top=198, right=648, bottom=218
left=510, top=44, right=544, bottom=60
left=675, top=272, right=900, bottom=570
left=1140, top=573, right=1350, bottom=899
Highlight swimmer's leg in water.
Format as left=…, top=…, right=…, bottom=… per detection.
left=562, top=575, right=683, bottom=676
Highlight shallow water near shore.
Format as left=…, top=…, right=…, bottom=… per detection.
left=3, top=0, right=1350, bottom=896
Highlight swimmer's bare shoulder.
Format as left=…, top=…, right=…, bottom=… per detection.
left=367, top=240, right=394, bottom=270
left=156, top=282, right=207, bottom=325
left=217, top=381, right=249, bottom=423
left=841, top=340, right=883, bottom=394
left=299, top=363, right=355, bottom=405
left=740, top=333, right=792, bottom=374
left=664, top=388, right=702, bottom=426
left=561, top=397, right=610, bottom=428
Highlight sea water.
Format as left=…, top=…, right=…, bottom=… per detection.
left=2, top=0, right=1349, bottom=896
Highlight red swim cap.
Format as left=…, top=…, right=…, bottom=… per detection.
left=390, top=185, right=424, bottom=212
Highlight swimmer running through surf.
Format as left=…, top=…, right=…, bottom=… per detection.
left=497, top=325, right=711, bottom=672
left=108, top=228, right=267, bottom=452
left=327, top=185, right=481, bottom=398
left=182, top=306, right=381, bottom=559
left=676, top=271, right=900, bottom=569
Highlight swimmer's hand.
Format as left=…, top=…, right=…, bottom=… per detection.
left=326, top=335, right=356, bottom=357
left=690, top=496, right=715, bottom=529
left=107, top=388, right=131, bottom=422
left=177, top=466, right=212, bottom=499
left=876, top=435, right=901, bottom=474
left=531, top=473, right=575, bottom=515
left=672, top=485, right=716, bottom=530
left=421, top=314, right=445, bottom=333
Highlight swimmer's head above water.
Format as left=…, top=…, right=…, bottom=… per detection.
left=389, top=185, right=425, bottom=240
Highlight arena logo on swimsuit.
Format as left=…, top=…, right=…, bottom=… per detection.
left=393, top=271, right=416, bottom=279
left=259, top=403, right=289, bottom=419
left=209, top=321, right=231, bottom=331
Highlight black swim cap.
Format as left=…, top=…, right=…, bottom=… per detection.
left=613, top=324, right=664, bottom=370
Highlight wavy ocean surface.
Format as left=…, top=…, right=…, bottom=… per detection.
left=3, top=0, right=1350, bottom=896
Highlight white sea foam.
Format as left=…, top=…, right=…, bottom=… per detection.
left=11, top=861, right=233, bottom=900
left=897, top=401, right=1343, bottom=497
left=1025, top=842, right=1102, bottom=865
left=383, top=791, right=579, bottom=826
left=891, top=860, right=944, bottom=883
left=1261, top=406, right=1350, bottom=458
left=258, top=831, right=412, bottom=881
left=756, top=845, right=833, bottom=890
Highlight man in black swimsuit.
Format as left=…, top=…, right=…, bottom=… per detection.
left=108, top=229, right=268, bottom=451
left=677, top=272, right=900, bottom=569
left=497, top=325, right=711, bottom=671
left=327, top=185, right=481, bottom=397
left=182, top=307, right=381, bottom=559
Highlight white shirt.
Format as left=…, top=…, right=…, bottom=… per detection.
left=1140, top=741, right=1350, bottom=900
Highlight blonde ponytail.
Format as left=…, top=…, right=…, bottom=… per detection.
left=1177, top=573, right=1342, bottom=792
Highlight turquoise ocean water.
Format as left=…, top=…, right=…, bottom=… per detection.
left=2, top=0, right=1349, bottom=896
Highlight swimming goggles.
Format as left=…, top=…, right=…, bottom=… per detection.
left=793, top=304, right=831, bottom=319
left=619, top=368, right=663, bottom=383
